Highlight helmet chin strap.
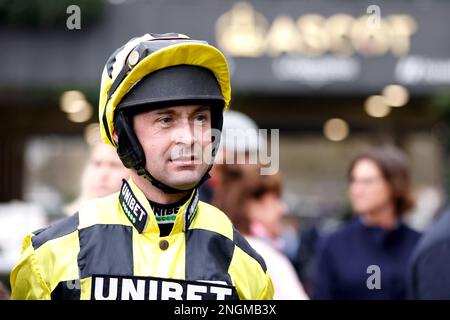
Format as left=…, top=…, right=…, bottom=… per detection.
left=135, top=165, right=212, bottom=195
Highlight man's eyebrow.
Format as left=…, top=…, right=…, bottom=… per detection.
left=152, top=108, right=177, bottom=116
left=152, top=105, right=210, bottom=115
left=192, top=105, right=211, bottom=113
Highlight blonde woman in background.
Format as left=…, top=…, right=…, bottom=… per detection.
left=64, top=131, right=130, bottom=215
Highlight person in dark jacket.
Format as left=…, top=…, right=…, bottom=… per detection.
left=314, top=147, right=421, bottom=300
left=407, top=207, right=450, bottom=299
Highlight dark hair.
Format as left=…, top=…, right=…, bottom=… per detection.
left=212, top=164, right=282, bottom=235
left=347, top=146, right=414, bottom=217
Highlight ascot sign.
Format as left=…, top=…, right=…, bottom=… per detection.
left=215, top=2, right=417, bottom=58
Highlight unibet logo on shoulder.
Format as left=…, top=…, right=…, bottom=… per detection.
left=119, top=180, right=148, bottom=233
left=91, top=275, right=239, bottom=300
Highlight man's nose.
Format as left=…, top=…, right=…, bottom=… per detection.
left=173, top=120, right=196, bottom=145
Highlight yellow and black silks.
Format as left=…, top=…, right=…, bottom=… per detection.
left=10, top=178, right=274, bottom=300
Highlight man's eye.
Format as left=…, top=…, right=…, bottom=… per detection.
left=194, top=114, right=207, bottom=122
left=160, top=117, right=172, bottom=125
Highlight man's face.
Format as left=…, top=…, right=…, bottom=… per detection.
left=133, top=105, right=213, bottom=190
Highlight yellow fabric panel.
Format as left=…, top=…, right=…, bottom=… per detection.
left=78, top=192, right=132, bottom=229
left=10, top=235, right=51, bottom=300
left=228, top=246, right=274, bottom=300
left=101, top=42, right=231, bottom=146
left=80, top=277, right=92, bottom=300
left=257, top=272, right=275, bottom=300
left=35, top=232, right=80, bottom=292
left=189, top=202, right=234, bottom=240
left=133, top=230, right=186, bottom=280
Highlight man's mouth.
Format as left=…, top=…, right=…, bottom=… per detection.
left=170, top=155, right=199, bottom=165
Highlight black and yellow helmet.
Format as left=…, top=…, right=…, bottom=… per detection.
left=98, top=33, right=231, bottom=193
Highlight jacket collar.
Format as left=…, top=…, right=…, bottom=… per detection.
left=118, top=178, right=199, bottom=234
